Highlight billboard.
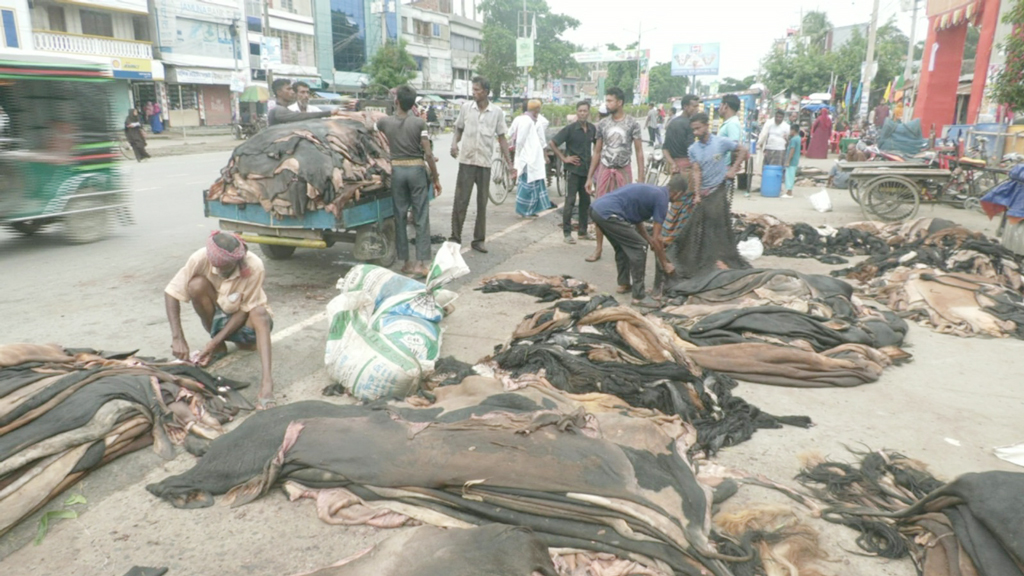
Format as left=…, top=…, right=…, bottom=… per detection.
left=671, top=43, right=720, bottom=76
left=516, top=38, right=534, bottom=67
left=572, top=49, right=645, bottom=64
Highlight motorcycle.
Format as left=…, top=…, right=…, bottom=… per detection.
left=645, top=146, right=667, bottom=185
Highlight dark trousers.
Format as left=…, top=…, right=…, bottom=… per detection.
left=562, top=173, right=590, bottom=235
left=391, top=165, right=431, bottom=261
left=591, top=209, right=648, bottom=300
left=451, top=163, right=490, bottom=245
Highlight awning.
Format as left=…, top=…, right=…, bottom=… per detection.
left=315, top=90, right=343, bottom=99
left=422, top=94, right=446, bottom=102
left=935, top=1, right=979, bottom=31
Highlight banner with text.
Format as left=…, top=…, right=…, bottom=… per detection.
left=671, top=43, right=720, bottom=77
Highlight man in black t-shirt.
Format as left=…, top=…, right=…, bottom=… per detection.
left=662, top=94, right=700, bottom=177
left=549, top=100, right=596, bottom=244
left=376, top=85, right=442, bottom=278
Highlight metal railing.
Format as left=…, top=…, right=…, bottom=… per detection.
left=33, top=31, right=153, bottom=59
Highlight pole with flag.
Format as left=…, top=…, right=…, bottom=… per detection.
left=883, top=80, right=892, bottom=103
left=844, top=81, right=853, bottom=120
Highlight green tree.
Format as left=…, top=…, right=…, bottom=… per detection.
left=801, top=10, right=833, bottom=50
left=364, top=40, right=417, bottom=90
left=476, top=0, right=582, bottom=97
left=718, top=75, right=756, bottom=92
left=831, top=19, right=908, bottom=105
left=990, top=0, right=1024, bottom=111
left=648, top=62, right=690, bottom=103
left=604, top=42, right=639, bottom=102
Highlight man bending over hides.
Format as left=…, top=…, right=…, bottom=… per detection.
left=165, top=232, right=276, bottom=408
left=589, top=175, right=686, bottom=309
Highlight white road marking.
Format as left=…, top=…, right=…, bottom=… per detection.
left=271, top=311, right=329, bottom=343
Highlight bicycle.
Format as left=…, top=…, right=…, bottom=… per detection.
left=117, top=136, right=135, bottom=160
left=489, top=156, right=514, bottom=205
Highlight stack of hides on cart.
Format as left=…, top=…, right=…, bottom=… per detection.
left=206, top=112, right=391, bottom=218
left=149, top=375, right=797, bottom=576
left=0, top=344, right=248, bottom=536
left=658, top=269, right=910, bottom=387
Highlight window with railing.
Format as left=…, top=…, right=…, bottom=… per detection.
left=132, top=15, right=150, bottom=41
left=80, top=10, right=113, bottom=38
left=46, top=6, right=66, bottom=32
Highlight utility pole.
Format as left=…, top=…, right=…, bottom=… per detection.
left=902, top=0, right=919, bottom=121
left=859, top=0, right=881, bottom=122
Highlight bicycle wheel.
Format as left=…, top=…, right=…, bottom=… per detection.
left=862, top=176, right=920, bottom=222
left=848, top=179, right=862, bottom=205
left=489, top=159, right=511, bottom=205
left=118, top=138, right=135, bottom=160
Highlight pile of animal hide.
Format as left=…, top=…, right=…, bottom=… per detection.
left=206, top=112, right=391, bottom=218
left=798, top=449, right=1024, bottom=576
left=477, top=271, right=594, bottom=302
left=0, top=344, right=248, bottom=536
left=149, top=376, right=765, bottom=576
left=476, top=295, right=811, bottom=455
left=659, top=269, right=910, bottom=387
left=735, top=214, right=1024, bottom=339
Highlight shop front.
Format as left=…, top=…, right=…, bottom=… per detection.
left=165, top=67, right=239, bottom=126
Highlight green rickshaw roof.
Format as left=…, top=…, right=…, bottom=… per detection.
left=0, top=54, right=113, bottom=82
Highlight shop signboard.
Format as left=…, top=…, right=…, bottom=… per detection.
left=171, top=67, right=234, bottom=85
left=154, top=0, right=241, bottom=59
left=671, top=43, right=720, bottom=76
left=572, top=49, right=643, bottom=63
left=111, top=57, right=153, bottom=80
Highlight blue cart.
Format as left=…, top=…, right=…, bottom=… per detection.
left=204, top=189, right=398, bottom=266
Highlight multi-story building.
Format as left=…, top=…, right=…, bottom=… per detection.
left=26, top=0, right=160, bottom=119
left=449, top=11, right=481, bottom=97
left=0, top=0, right=31, bottom=52
left=151, top=0, right=249, bottom=126
left=263, top=0, right=319, bottom=85
left=401, top=0, right=452, bottom=95
left=325, top=0, right=398, bottom=91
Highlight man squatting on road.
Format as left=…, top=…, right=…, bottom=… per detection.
left=165, top=232, right=276, bottom=409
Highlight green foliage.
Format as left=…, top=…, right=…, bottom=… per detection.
left=604, top=43, right=639, bottom=102
left=475, top=0, right=582, bottom=97
left=364, top=40, right=418, bottom=90
left=802, top=11, right=833, bottom=51
left=648, top=63, right=691, bottom=103
left=990, top=0, right=1024, bottom=111
left=762, top=17, right=908, bottom=109
left=718, top=75, right=756, bottom=93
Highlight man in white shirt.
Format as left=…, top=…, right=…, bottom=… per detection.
left=288, top=81, right=322, bottom=113
left=757, top=109, right=790, bottom=167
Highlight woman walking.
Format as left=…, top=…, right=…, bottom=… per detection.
left=149, top=101, right=164, bottom=134
left=514, top=100, right=553, bottom=217
left=807, top=109, right=832, bottom=159
left=124, top=109, right=150, bottom=161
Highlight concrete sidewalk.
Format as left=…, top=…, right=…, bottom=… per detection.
left=143, top=133, right=240, bottom=158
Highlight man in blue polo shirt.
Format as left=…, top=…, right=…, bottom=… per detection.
left=590, top=175, right=686, bottom=309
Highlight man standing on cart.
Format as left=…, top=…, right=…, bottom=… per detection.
left=377, top=85, right=442, bottom=278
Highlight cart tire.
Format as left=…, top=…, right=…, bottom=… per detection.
left=861, top=176, right=921, bottom=222
left=963, top=197, right=983, bottom=213
left=368, top=218, right=397, bottom=267
left=11, top=220, right=46, bottom=236
left=555, top=171, right=564, bottom=197
left=64, top=191, right=111, bottom=244
left=260, top=244, right=297, bottom=260
left=848, top=180, right=862, bottom=205
left=118, top=138, right=135, bottom=160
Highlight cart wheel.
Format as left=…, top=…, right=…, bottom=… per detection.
left=260, top=244, right=297, bottom=260
left=368, top=218, right=397, bottom=267
left=848, top=180, right=862, bottom=205
left=555, top=170, right=564, bottom=197
left=64, top=189, right=111, bottom=244
left=963, top=197, right=983, bottom=213
left=11, top=220, right=47, bottom=236
left=862, top=176, right=921, bottom=222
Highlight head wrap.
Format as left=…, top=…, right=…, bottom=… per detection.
left=206, top=231, right=250, bottom=277
left=527, top=99, right=542, bottom=112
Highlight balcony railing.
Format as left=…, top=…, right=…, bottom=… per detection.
left=408, top=34, right=449, bottom=49
left=33, top=31, right=153, bottom=59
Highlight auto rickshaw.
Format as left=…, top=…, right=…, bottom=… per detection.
left=0, top=54, right=130, bottom=243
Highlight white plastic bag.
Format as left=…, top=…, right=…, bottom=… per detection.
left=324, top=241, right=469, bottom=401
left=809, top=188, right=833, bottom=213
left=736, top=237, right=764, bottom=263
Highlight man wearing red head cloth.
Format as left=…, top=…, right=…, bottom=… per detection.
left=164, top=232, right=276, bottom=408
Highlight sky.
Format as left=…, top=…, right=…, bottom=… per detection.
left=553, top=0, right=929, bottom=80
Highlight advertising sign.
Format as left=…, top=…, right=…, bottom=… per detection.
left=111, top=57, right=153, bottom=80
left=260, top=37, right=281, bottom=69
left=516, top=38, right=534, bottom=68
left=671, top=43, right=720, bottom=77
left=572, top=49, right=644, bottom=64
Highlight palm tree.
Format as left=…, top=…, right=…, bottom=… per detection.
left=802, top=11, right=833, bottom=50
